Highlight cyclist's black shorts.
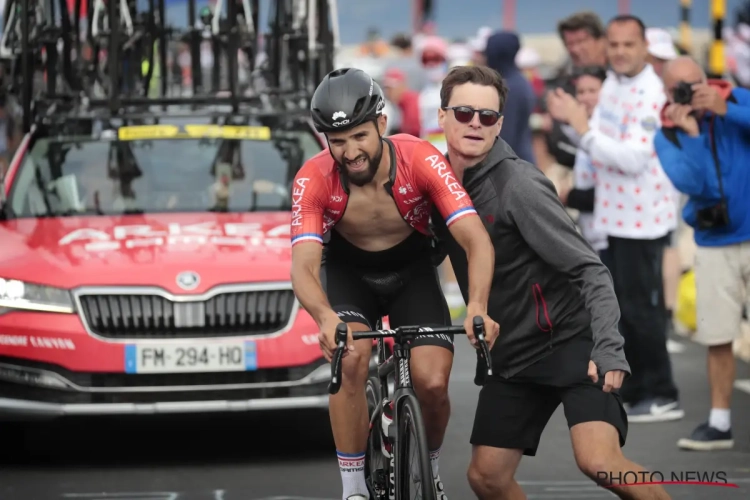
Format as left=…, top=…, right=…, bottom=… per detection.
left=470, top=334, right=627, bottom=455
left=321, top=229, right=454, bottom=352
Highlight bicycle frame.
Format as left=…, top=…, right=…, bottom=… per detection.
left=375, top=324, right=461, bottom=499
left=329, top=317, right=493, bottom=499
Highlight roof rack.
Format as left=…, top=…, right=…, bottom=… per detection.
left=1, top=0, right=339, bottom=133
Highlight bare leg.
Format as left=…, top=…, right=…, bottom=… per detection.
left=328, top=324, right=375, bottom=499
left=708, top=343, right=735, bottom=410
left=467, top=445, right=526, bottom=500
left=571, top=422, right=671, bottom=499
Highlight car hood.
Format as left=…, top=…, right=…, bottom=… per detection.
left=0, top=212, right=294, bottom=292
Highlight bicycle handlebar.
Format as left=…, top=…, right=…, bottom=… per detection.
left=328, top=316, right=493, bottom=395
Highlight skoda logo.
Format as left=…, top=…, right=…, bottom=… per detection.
left=176, top=271, right=200, bottom=290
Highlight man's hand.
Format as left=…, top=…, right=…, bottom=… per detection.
left=691, top=83, right=728, bottom=116
left=588, top=360, right=626, bottom=393
left=664, top=103, right=700, bottom=137
left=557, top=91, right=589, bottom=135
left=318, top=313, right=353, bottom=362
left=547, top=89, right=590, bottom=135
left=546, top=88, right=569, bottom=122
left=464, top=303, right=499, bottom=349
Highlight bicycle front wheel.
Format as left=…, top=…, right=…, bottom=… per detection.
left=396, top=395, right=436, bottom=500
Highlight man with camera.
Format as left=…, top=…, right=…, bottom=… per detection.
left=655, top=56, right=750, bottom=451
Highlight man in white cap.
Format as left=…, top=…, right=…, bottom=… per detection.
left=646, top=27, right=679, bottom=78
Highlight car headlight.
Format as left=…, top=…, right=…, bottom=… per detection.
left=0, top=278, right=75, bottom=314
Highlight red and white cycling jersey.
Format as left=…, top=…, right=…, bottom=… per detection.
left=290, top=134, right=477, bottom=246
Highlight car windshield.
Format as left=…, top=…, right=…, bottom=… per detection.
left=5, top=123, right=322, bottom=218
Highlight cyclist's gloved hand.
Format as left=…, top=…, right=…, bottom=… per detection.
left=464, top=304, right=499, bottom=350
left=319, top=314, right=354, bottom=362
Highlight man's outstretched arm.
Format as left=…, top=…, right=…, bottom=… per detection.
left=506, top=172, right=630, bottom=379
left=447, top=216, right=494, bottom=318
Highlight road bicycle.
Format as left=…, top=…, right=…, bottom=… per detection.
left=329, top=316, right=493, bottom=500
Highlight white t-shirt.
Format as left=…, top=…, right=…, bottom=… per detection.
left=573, top=149, right=608, bottom=251
left=579, top=64, right=679, bottom=239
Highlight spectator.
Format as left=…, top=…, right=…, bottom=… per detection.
left=389, top=33, right=427, bottom=92
left=382, top=68, right=421, bottom=137
left=447, top=41, right=473, bottom=68
left=418, top=36, right=450, bottom=153
left=551, top=15, right=683, bottom=423
left=558, top=66, right=609, bottom=255
left=544, top=12, right=608, bottom=188
left=484, top=31, right=536, bottom=164
left=646, top=28, right=679, bottom=79
left=468, top=26, right=492, bottom=66
left=556, top=11, right=609, bottom=77
left=359, top=27, right=390, bottom=58
left=516, top=47, right=546, bottom=104
left=655, top=56, right=750, bottom=451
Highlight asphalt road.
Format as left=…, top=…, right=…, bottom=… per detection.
left=2, top=334, right=749, bottom=500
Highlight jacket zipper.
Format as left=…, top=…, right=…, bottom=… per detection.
left=532, top=283, right=554, bottom=348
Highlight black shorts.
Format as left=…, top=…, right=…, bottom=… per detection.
left=470, top=334, right=627, bottom=456
left=321, top=230, right=453, bottom=352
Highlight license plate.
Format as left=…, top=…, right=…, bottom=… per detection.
left=124, top=341, right=257, bottom=374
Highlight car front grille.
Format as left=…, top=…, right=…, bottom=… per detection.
left=77, top=289, right=296, bottom=339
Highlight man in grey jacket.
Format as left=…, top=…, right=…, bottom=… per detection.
left=432, top=66, right=670, bottom=500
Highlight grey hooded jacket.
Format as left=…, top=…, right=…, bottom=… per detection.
left=433, top=138, right=630, bottom=379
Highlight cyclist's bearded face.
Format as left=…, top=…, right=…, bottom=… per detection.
left=328, top=121, right=384, bottom=187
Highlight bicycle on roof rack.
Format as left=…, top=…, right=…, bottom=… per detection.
left=2, top=0, right=339, bottom=133
left=328, top=316, right=493, bottom=500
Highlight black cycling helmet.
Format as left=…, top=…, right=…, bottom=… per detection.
left=310, top=68, right=386, bottom=134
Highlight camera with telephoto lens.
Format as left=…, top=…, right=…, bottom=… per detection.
left=696, top=201, right=730, bottom=230
left=672, top=81, right=694, bottom=105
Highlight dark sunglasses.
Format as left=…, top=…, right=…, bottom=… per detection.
left=443, top=106, right=502, bottom=126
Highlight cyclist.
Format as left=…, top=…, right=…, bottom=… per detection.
left=290, top=68, right=498, bottom=500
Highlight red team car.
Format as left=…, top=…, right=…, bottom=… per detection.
left=0, top=115, right=358, bottom=419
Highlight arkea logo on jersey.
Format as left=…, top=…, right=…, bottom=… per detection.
left=291, top=177, right=309, bottom=227
left=424, top=155, right=467, bottom=202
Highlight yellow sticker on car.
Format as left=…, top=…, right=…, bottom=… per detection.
left=117, top=124, right=272, bottom=141
left=118, top=125, right=180, bottom=140
left=184, top=125, right=271, bottom=140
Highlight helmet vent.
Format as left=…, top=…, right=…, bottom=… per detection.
left=352, top=97, right=367, bottom=116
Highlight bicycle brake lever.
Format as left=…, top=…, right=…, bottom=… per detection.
left=327, top=322, right=348, bottom=395
left=472, top=316, right=493, bottom=386
left=478, top=333, right=493, bottom=377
